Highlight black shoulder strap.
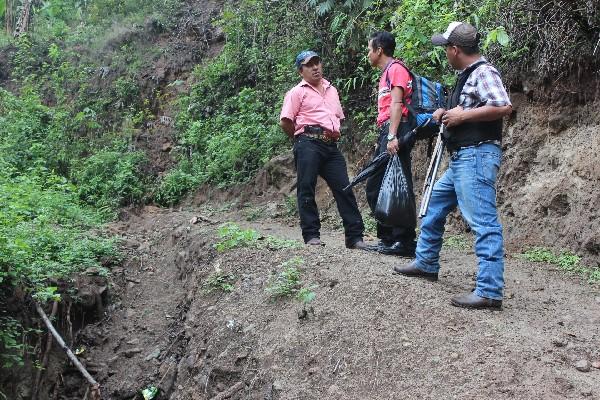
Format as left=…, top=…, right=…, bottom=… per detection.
left=447, top=60, right=487, bottom=109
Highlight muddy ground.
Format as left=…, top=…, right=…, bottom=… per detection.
left=35, top=198, right=597, bottom=400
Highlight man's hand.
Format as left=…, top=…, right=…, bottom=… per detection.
left=387, top=138, right=399, bottom=154
left=432, top=108, right=446, bottom=124
left=441, top=106, right=465, bottom=128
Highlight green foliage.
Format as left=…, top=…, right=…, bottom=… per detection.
left=483, top=26, right=510, bottom=49
left=73, top=149, right=147, bottom=210
left=215, top=223, right=260, bottom=252
left=443, top=234, right=470, bottom=250
left=266, top=257, right=304, bottom=298
left=283, top=194, right=298, bottom=218
left=163, top=0, right=315, bottom=201
left=0, top=317, right=25, bottom=368
left=266, top=257, right=317, bottom=306
left=203, top=266, right=236, bottom=293
left=178, top=88, right=288, bottom=187
left=154, top=167, right=197, bottom=207
left=264, top=236, right=302, bottom=251
left=0, top=174, right=119, bottom=292
left=296, top=286, right=317, bottom=305
left=214, top=223, right=301, bottom=252
left=520, top=247, right=599, bottom=284
left=362, top=213, right=377, bottom=236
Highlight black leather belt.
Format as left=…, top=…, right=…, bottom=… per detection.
left=302, top=125, right=338, bottom=143
left=448, top=139, right=501, bottom=154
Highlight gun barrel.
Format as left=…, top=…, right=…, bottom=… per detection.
left=418, top=127, right=446, bottom=218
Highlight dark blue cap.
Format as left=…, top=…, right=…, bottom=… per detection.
left=295, top=50, right=320, bottom=69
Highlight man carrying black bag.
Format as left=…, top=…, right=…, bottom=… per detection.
left=365, top=31, right=417, bottom=257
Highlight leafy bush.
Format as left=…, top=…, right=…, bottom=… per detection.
left=0, top=317, right=32, bottom=369
left=73, top=149, right=147, bottom=210
left=0, top=174, right=119, bottom=292
left=215, top=223, right=260, bottom=252
left=154, top=167, right=197, bottom=207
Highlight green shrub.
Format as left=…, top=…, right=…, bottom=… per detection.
left=215, top=223, right=260, bottom=252
left=73, top=150, right=147, bottom=210
left=0, top=317, right=28, bottom=368
left=0, top=174, right=119, bottom=292
left=154, top=167, right=197, bottom=207
left=266, top=257, right=317, bottom=306
left=266, top=257, right=304, bottom=298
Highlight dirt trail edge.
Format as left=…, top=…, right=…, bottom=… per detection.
left=82, top=205, right=600, bottom=400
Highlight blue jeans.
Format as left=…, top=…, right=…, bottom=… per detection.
left=414, top=143, right=504, bottom=300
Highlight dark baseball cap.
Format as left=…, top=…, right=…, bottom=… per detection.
left=432, top=22, right=480, bottom=47
left=295, top=50, right=320, bottom=69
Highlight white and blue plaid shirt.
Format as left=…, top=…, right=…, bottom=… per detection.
left=458, top=57, right=511, bottom=110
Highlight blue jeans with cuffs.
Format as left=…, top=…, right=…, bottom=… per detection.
left=413, top=142, right=504, bottom=300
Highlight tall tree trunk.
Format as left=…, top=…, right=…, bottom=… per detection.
left=14, top=0, right=32, bottom=37
left=5, top=0, right=14, bottom=35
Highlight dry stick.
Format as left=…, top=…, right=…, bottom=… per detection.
left=209, top=381, right=244, bottom=400
left=32, top=300, right=59, bottom=400
left=35, top=303, right=102, bottom=400
left=66, top=301, right=74, bottom=346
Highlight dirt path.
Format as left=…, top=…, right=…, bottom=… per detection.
left=82, top=204, right=600, bottom=400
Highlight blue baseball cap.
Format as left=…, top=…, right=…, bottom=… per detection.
left=295, top=50, right=320, bottom=69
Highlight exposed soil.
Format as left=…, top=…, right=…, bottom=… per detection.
left=3, top=1, right=600, bottom=398
left=25, top=196, right=595, bottom=400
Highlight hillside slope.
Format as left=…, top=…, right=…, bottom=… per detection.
left=63, top=206, right=600, bottom=399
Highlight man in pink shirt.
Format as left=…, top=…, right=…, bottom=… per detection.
left=280, top=50, right=366, bottom=249
left=365, top=31, right=417, bottom=257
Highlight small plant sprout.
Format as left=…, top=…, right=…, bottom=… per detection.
left=203, top=264, right=236, bottom=293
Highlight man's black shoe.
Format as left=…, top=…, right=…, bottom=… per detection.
left=450, top=292, right=502, bottom=310
left=378, top=241, right=416, bottom=258
left=392, top=260, right=438, bottom=282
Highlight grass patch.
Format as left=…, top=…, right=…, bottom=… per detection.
left=244, top=206, right=265, bottom=221
left=282, top=195, right=298, bottom=218
left=264, top=236, right=302, bottom=250
left=215, top=223, right=260, bottom=252
left=362, top=213, right=377, bottom=237
left=520, top=247, right=599, bottom=284
left=443, top=234, right=470, bottom=250
left=215, top=223, right=302, bottom=252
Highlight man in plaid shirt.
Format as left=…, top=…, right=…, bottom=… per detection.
left=393, top=22, right=512, bottom=310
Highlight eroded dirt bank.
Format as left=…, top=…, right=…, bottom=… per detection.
left=63, top=204, right=600, bottom=400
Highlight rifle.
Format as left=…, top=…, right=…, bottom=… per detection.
left=418, top=124, right=446, bottom=218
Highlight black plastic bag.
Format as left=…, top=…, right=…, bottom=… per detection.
left=374, top=154, right=416, bottom=228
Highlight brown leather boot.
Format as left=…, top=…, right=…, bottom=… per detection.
left=392, top=260, right=438, bottom=282
left=450, top=292, right=502, bottom=310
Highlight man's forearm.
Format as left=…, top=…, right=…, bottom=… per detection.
left=389, top=102, right=403, bottom=136
left=462, top=105, right=512, bottom=123
left=280, top=119, right=296, bottom=138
